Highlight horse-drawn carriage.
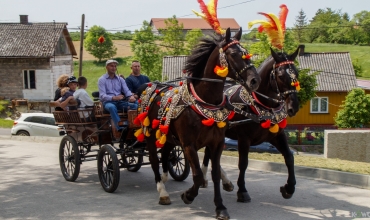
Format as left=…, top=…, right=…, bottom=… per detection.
left=51, top=99, right=190, bottom=193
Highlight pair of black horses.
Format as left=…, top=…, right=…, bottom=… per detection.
left=137, top=28, right=300, bottom=220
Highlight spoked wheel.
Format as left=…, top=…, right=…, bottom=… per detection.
left=123, top=148, right=144, bottom=172
left=59, top=135, right=80, bottom=182
left=168, top=145, right=190, bottom=181
left=97, top=145, right=120, bottom=193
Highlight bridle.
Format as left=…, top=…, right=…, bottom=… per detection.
left=221, top=40, right=255, bottom=86
left=270, top=58, right=299, bottom=99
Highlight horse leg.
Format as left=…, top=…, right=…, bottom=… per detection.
left=180, top=145, right=203, bottom=204
left=200, top=147, right=210, bottom=188
left=160, top=144, right=175, bottom=184
left=236, top=138, right=252, bottom=203
left=148, top=141, right=171, bottom=205
left=271, top=133, right=296, bottom=199
left=209, top=142, right=230, bottom=219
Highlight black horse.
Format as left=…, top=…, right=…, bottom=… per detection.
left=137, top=28, right=260, bottom=219
left=201, top=46, right=300, bottom=203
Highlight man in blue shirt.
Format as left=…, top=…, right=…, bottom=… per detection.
left=98, top=60, right=137, bottom=131
left=125, top=60, right=150, bottom=99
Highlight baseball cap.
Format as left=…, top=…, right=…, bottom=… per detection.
left=67, top=76, right=78, bottom=84
left=106, top=59, right=119, bottom=66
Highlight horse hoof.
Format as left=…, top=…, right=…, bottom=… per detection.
left=200, top=179, right=208, bottom=188
left=216, top=209, right=230, bottom=220
left=159, top=196, right=171, bottom=205
left=237, top=191, right=251, bottom=203
left=280, top=186, right=293, bottom=199
left=222, top=182, right=234, bottom=192
left=181, top=192, right=193, bottom=204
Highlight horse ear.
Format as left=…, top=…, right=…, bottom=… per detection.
left=290, top=45, right=300, bottom=60
left=270, top=47, right=279, bottom=61
left=233, top=27, right=242, bottom=41
left=225, top=28, right=231, bottom=41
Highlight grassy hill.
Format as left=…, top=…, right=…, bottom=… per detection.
left=73, top=42, right=370, bottom=97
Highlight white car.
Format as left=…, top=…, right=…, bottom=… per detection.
left=11, top=113, right=61, bottom=137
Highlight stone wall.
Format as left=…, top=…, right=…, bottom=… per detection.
left=324, top=130, right=370, bottom=162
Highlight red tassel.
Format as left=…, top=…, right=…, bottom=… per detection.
left=162, top=117, right=166, bottom=121
left=133, top=117, right=141, bottom=125
left=138, top=99, right=142, bottom=104
left=137, top=133, right=145, bottom=142
left=261, top=120, right=271, bottom=128
left=148, top=83, right=152, bottom=87
left=227, top=111, right=235, bottom=120
left=159, top=125, right=169, bottom=134
left=156, top=140, right=164, bottom=148
left=182, top=69, right=186, bottom=74
left=137, top=112, right=148, bottom=122
left=152, top=119, right=160, bottom=129
left=168, top=97, right=172, bottom=103
left=179, top=81, right=183, bottom=86
left=278, top=118, right=287, bottom=128
left=145, top=106, right=149, bottom=111
left=169, top=87, right=173, bottom=90
left=157, top=101, right=161, bottom=106
left=202, top=118, right=215, bottom=126
left=155, top=90, right=160, bottom=94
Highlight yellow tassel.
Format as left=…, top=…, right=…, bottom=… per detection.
left=217, top=121, right=226, bottom=128
left=159, top=134, right=166, bottom=144
left=269, top=124, right=279, bottom=133
left=134, top=128, right=143, bottom=137
left=174, top=89, right=178, bottom=94
left=142, top=91, right=147, bottom=95
left=291, top=82, right=295, bottom=86
left=150, top=98, right=154, bottom=102
left=138, top=107, right=142, bottom=112
left=145, top=129, right=151, bottom=137
left=160, top=93, right=165, bottom=97
left=165, top=107, right=170, bottom=111
left=143, top=116, right=150, bottom=126
left=156, top=129, right=161, bottom=139
left=296, top=85, right=301, bottom=91
left=216, top=67, right=228, bottom=77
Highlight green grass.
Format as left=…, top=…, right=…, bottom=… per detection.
left=0, top=118, right=14, bottom=128
left=304, top=43, right=370, bottom=78
left=222, top=151, right=370, bottom=175
left=73, top=57, right=132, bottom=98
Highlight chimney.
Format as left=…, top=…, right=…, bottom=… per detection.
left=20, top=15, right=28, bottom=24
left=298, top=44, right=305, bottom=56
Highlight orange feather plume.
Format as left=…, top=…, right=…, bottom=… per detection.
left=248, top=4, right=288, bottom=50
left=192, top=0, right=225, bottom=34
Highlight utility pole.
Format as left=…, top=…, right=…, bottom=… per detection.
left=78, top=14, right=85, bottom=77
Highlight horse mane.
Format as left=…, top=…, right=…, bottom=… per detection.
left=184, top=34, right=222, bottom=78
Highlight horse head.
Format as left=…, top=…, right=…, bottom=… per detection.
left=220, top=27, right=260, bottom=92
left=270, top=46, right=300, bottom=116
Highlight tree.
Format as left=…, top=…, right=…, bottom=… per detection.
left=84, top=25, right=117, bottom=62
left=352, top=10, right=370, bottom=45
left=297, top=69, right=319, bottom=108
left=130, top=20, right=163, bottom=81
left=159, top=15, right=186, bottom=56
left=184, top=29, right=204, bottom=55
left=293, top=9, right=307, bottom=43
left=335, top=88, right=370, bottom=128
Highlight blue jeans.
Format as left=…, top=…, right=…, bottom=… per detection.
left=103, top=100, right=138, bottom=128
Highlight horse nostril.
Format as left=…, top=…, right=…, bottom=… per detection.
left=250, top=78, right=257, bottom=85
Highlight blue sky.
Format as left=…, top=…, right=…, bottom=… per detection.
left=0, top=0, right=368, bottom=32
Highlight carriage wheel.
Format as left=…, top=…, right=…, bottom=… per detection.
left=168, top=145, right=190, bottom=181
left=59, top=135, right=80, bottom=182
left=123, top=148, right=144, bottom=172
left=97, top=145, right=120, bottom=193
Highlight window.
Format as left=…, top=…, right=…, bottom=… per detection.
left=45, top=117, right=56, bottom=126
left=310, top=97, right=328, bottom=113
left=24, top=116, right=44, bottom=124
left=23, top=70, right=36, bottom=89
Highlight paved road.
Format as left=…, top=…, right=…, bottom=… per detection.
left=0, top=137, right=369, bottom=220
left=0, top=128, right=11, bottom=136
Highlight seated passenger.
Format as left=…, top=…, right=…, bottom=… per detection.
left=125, top=60, right=150, bottom=99
left=98, top=60, right=138, bottom=131
left=59, top=76, right=78, bottom=111
left=74, top=76, right=94, bottom=119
